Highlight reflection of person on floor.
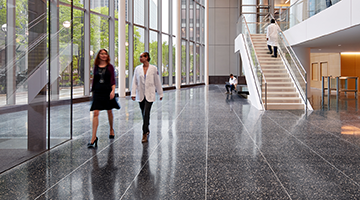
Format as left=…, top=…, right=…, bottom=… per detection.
left=91, top=144, right=117, bottom=199
left=134, top=144, right=159, bottom=199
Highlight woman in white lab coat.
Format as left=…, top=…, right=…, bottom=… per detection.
left=266, top=19, right=280, bottom=58
left=131, top=52, right=163, bottom=143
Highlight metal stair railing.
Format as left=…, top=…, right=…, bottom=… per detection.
left=262, top=14, right=309, bottom=110
left=240, top=15, right=267, bottom=109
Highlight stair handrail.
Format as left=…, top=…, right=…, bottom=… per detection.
left=240, top=15, right=267, bottom=109
left=265, top=14, right=308, bottom=110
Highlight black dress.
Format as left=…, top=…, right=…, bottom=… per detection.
left=90, top=64, right=120, bottom=111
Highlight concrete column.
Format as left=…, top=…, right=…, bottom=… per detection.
left=118, top=0, right=126, bottom=97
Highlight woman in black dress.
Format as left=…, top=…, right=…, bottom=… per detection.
left=88, top=49, right=120, bottom=148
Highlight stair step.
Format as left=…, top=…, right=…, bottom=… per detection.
left=263, top=97, right=302, bottom=103
left=265, top=103, right=305, bottom=110
left=262, top=92, right=299, bottom=97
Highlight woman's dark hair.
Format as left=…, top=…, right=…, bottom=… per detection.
left=142, top=51, right=151, bottom=62
left=271, top=19, right=275, bottom=23
left=94, top=49, right=110, bottom=66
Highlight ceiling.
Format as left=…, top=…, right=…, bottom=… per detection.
left=294, top=24, right=360, bottom=53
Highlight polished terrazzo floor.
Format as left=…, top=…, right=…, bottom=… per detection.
left=1, top=85, right=360, bottom=199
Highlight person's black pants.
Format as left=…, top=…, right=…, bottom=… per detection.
left=139, top=97, right=153, bottom=135
left=267, top=45, right=278, bottom=57
left=225, top=84, right=235, bottom=92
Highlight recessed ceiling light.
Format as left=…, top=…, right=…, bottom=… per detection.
left=338, top=44, right=341, bottom=46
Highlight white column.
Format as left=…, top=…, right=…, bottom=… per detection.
left=204, top=0, right=209, bottom=85
left=118, top=0, right=126, bottom=97
left=176, top=0, right=181, bottom=89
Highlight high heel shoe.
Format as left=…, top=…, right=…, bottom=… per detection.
left=87, top=137, right=98, bottom=148
left=109, top=129, right=115, bottom=139
left=142, top=132, right=149, bottom=143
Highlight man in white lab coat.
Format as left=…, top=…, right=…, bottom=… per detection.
left=131, top=52, right=163, bottom=143
left=266, top=19, right=280, bottom=58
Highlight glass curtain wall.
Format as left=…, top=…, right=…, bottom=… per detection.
left=0, top=0, right=205, bottom=173
left=181, top=0, right=205, bottom=85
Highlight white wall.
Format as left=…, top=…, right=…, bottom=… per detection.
left=208, top=0, right=238, bottom=76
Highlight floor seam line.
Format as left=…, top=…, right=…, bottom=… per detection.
left=268, top=115, right=360, bottom=188
left=232, top=110, right=293, bottom=200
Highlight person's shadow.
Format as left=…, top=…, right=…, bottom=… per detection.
left=133, top=143, right=159, bottom=199
left=91, top=144, right=117, bottom=199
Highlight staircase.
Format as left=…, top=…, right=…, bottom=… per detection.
left=251, top=34, right=304, bottom=110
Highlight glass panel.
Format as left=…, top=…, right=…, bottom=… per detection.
left=181, top=40, right=186, bottom=84
left=162, top=34, right=169, bottom=86
left=134, top=0, right=145, bottom=26
left=162, top=0, right=169, bottom=33
left=126, top=24, right=129, bottom=90
left=201, top=46, right=204, bottom=82
left=196, top=4, right=200, bottom=42
left=189, top=1, right=194, bottom=41
left=172, top=36, right=176, bottom=86
left=149, top=31, right=158, bottom=67
left=241, top=16, right=263, bottom=101
left=201, top=7, right=204, bottom=44
left=125, top=0, right=128, bottom=21
left=172, top=0, right=177, bottom=35
left=115, top=19, right=119, bottom=90
left=150, top=0, right=158, bottom=29
left=189, top=42, right=194, bottom=83
left=90, top=14, right=109, bottom=83
left=91, top=0, right=109, bottom=15
left=196, top=44, right=200, bottom=83
left=181, top=0, right=186, bottom=38
left=282, top=0, right=342, bottom=31
left=133, top=26, right=145, bottom=68
left=72, top=10, right=85, bottom=98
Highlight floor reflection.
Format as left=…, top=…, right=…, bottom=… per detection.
left=91, top=144, right=117, bottom=199
left=133, top=143, right=159, bottom=199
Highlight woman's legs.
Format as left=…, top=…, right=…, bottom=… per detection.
left=107, top=110, right=114, bottom=136
left=91, top=110, right=100, bottom=143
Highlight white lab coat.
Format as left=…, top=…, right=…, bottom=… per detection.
left=131, top=64, right=163, bottom=102
left=266, top=23, right=280, bottom=46
left=229, top=77, right=237, bottom=86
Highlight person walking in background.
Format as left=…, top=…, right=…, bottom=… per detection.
left=88, top=49, right=120, bottom=148
left=225, top=74, right=237, bottom=95
left=131, top=52, right=163, bottom=143
left=326, top=0, right=332, bottom=8
left=266, top=19, right=280, bottom=58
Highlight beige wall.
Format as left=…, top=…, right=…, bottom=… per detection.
left=208, top=0, right=238, bottom=76
left=310, top=53, right=341, bottom=89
